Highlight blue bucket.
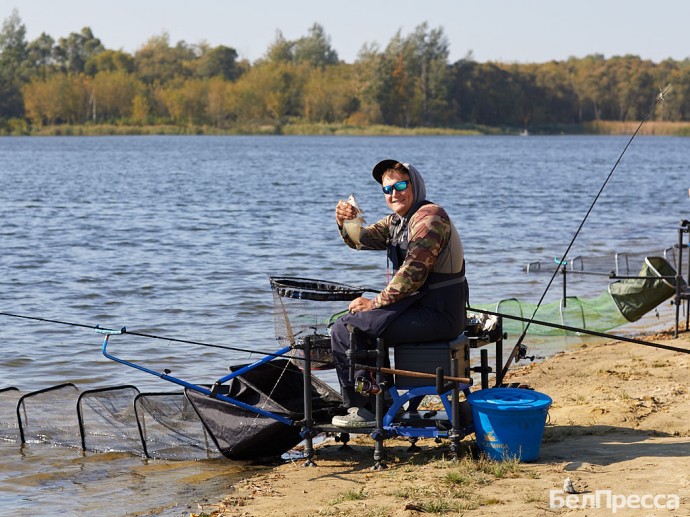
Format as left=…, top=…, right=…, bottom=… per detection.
left=468, top=388, right=552, bottom=462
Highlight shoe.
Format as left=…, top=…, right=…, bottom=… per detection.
left=331, top=407, right=376, bottom=428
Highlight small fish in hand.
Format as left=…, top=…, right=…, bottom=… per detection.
left=342, top=193, right=366, bottom=249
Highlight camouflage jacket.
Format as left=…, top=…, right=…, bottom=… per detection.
left=339, top=203, right=464, bottom=308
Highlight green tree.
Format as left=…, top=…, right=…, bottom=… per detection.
left=655, top=59, right=690, bottom=122
left=530, top=61, right=579, bottom=124
left=196, top=45, right=240, bottom=80
left=407, top=23, right=450, bottom=125
left=375, top=30, right=414, bottom=126
left=53, top=27, right=104, bottom=74
left=263, top=30, right=294, bottom=64
left=445, top=57, right=476, bottom=124
left=368, top=23, right=450, bottom=127
left=583, top=54, right=617, bottom=120
left=350, top=43, right=385, bottom=125
left=447, top=61, right=525, bottom=126
left=0, top=9, right=27, bottom=76
left=293, top=23, right=339, bottom=68
left=0, top=9, right=28, bottom=118
left=135, top=33, right=195, bottom=84
left=84, top=49, right=135, bottom=75
left=26, top=32, right=56, bottom=79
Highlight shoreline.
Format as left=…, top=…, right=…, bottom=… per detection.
left=5, top=120, right=690, bottom=138
left=193, top=326, right=690, bottom=516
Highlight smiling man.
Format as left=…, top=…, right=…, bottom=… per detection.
left=330, top=159, right=468, bottom=427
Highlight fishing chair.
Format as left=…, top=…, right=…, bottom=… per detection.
left=349, top=333, right=474, bottom=468
left=350, top=333, right=474, bottom=467
left=384, top=334, right=472, bottom=433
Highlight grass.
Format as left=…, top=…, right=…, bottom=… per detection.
left=328, top=486, right=369, bottom=505
left=380, top=451, right=527, bottom=514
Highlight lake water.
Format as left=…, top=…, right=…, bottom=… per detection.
left=0, top=134, right=688, bottom=515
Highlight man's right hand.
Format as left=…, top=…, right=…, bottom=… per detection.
left=335, top=200, right=358, bottom=226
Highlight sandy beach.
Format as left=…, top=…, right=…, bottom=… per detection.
left=194, top=328, right=690, bottom=516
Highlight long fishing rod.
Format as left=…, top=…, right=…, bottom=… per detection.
left=0, top=309, right=472, bottom=383
left=0, top=310, right=287, bottom=359
left=469, top=306, right=690, bottom=355
left=499, top=83, right=677, bottom=384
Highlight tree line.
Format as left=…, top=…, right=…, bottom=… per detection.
left=2, top=9, right=690, bottom=134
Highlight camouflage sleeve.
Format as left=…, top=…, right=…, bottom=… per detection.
left=338, top=215, right=392, bottom=250
left=373, top=205, right=450, bottom=307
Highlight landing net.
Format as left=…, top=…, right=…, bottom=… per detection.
left=270, top=276, right=367, bottom=369
left=477, top=256, right=681, bottom=336
left=1, top=385, right=222, bottom=460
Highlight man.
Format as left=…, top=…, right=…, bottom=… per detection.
left=330, top=159, right=467, bottom=427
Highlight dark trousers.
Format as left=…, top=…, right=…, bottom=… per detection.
left=330, top=282, right=467, bottom=408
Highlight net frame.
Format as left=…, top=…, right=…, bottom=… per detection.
left=17, top=383, right=81, bottom=447
left=269, top=276, right=366, bottom=368
left=76, top=385, right=142, bottom=453
left=269, top=276, right=368, bottom=301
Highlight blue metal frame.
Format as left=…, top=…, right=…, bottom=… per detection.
left=382, top=385, right=473, bottom=438
left=100, top=328, right=475, bottom=442
left=98, top=328, right=294, bottom=426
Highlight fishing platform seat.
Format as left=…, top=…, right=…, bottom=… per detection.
left=392, top=334, right=470, bottom=387
left=383, top=334, right=471, bottom=430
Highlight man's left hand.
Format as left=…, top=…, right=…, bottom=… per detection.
left=348, top=297, right=374, bottom=314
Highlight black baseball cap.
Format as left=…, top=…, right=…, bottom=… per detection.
left=372, top=159, right=408, bottom=184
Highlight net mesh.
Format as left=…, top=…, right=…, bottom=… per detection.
left=134, top=393, right=221, bottom=460
left=0, top=388, right=21, bottom=442
left=185, top=359, right=341, bottom=460
left=18, top=383, right=82, bottom=447
left=269, top=276, right=365, bottom=369
left=477, top=256, right=679, bottom=336
left=78, top=386, right=142, bottom=454
left=474, top=291, right=629, bottom=336
left=524, top=246, right=687, bottom=277
left=2, top=385, right=221, bottom=459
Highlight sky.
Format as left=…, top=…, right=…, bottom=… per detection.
left=3, top=0, right=690, bottom=65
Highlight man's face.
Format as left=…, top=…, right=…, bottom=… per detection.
left=382, top=170, right=414, bottom=217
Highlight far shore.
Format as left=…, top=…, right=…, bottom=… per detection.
left=4, top=120, right=690, bottom=137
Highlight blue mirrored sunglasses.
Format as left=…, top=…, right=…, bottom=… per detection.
left=382, top=180, right=410, bottom=195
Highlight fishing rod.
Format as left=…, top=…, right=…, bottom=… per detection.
left=0, top=310, right=289, bottom=359
left=499, top=82, right=677, bottom=384
left=0, top=308, right=480, bottom=386
left=469, top=307, right=690, bottom=355
left=0, top=309, right=405, bottom=375
left=355, top=363, right=471, bottom=384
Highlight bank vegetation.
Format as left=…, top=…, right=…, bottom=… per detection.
left=2, top=10, right=690, bottom=136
